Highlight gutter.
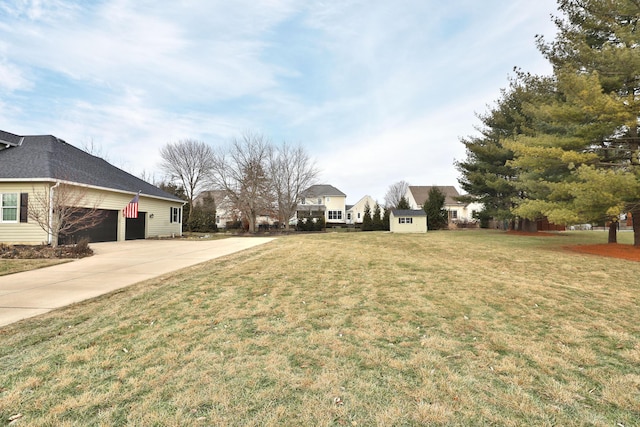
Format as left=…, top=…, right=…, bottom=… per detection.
left=48, top=182, right=60, bottom=245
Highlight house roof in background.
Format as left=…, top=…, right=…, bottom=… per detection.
left=301, top=184, right=346, bottom=198
left=0, top=130, right=182, bottom=202
left=408, top=186, right=461, bottom=206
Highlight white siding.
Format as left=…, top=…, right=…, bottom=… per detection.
left=390, top=212, right=427, bottom=233
left=324, top=195, right=346, bottom=223
left=347, top=195, right=378, bottom=224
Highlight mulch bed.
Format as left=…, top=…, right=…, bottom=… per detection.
left=506, top=230, right=640, bottom=262
left=0, top=244, right=93, bottom=259
left=564, top=243, right=640, bottom=262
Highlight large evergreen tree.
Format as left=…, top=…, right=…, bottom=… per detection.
left=535, top=0, right=640, bottom=244
left=456, top=74, right=554, bottom=228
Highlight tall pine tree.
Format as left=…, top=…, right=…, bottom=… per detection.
left=535, top=0, right=640, bottom=244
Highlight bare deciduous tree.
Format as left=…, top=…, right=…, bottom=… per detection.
left=384, top=180, right=410, bottom=208
left=269, top=142, right=318, bottom=230
left=159, top=139, right=215, bottom=226
left=28, top=183, right=104, bottom=247
left=210, top=132, right=273, bottom=233
left=81, top=138, right=110, bottom=162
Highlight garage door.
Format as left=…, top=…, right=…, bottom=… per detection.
left=125, top=212, right=146, bottom=240
left=59, top=209, right=118, bottom=244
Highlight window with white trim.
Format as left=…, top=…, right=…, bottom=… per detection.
left=1, top=193, right=18, bottom=222
left=450, top=210, right=458, bottom=219
left=328, top=210, right=342, bottom=220
left=398, top=217, right=413, bottom=224
left=169, top=206, right=182, bottom=223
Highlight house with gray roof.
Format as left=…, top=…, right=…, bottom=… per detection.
left=0, top=130, right=184, bottom=245
left=296, top=184, right=347, bottom=226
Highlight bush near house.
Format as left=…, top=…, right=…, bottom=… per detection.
left=296, top=215, right=325, bottom=232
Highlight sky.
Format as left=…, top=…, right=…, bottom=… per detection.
left=0, top=0, right=560, bottom=203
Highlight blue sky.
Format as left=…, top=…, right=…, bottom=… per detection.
left=1, top=0, right=558, bottom=202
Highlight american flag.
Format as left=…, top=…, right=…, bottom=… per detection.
left=123, top=193, right=139, bottom=218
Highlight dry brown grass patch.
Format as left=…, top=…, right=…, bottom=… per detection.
left=0, top=231, right=639, bottom=425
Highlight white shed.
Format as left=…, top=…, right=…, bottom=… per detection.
left=390, top=209, right=427, bottom=233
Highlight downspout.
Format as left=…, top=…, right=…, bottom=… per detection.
left=48, top=182, right=60, bottom=245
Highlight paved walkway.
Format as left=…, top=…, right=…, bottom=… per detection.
left=0, top=237, right=275, bottom=327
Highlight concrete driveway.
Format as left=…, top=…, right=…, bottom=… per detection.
left=0, top=237, right=275, bottom=327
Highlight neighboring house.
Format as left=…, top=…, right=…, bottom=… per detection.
left=390, top=210, right=427, bottom=233
left=346, top=195, right=378, bottom=225
left=195, top=190, right=278, bottom=230
left=297, top=184, right=347, bottom=226
left=0, top=130, right=184, bottom=244
left=194, top=190, right=236, bottom=229
left=406, top=186, right=482, bottom=224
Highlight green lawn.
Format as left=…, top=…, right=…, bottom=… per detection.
left=0, top=259, right=69, bottom=277
left=0, top=231, right=638, bottom=426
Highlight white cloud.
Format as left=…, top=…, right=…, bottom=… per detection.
left=1, top=0, right=560, bottom=199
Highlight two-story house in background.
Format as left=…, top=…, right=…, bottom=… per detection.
left=297, top=184, right=347, bottom=226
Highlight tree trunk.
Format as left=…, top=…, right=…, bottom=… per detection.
left=608, top=220, right=617, bottom=244
left=632, top=209, right=640, bottom=247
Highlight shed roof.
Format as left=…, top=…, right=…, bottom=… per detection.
left=0, top=130, right=182, bottom=202
left=392, top=209, right=427, bottom=217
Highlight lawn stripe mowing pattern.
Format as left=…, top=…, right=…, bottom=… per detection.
left=0, top=230, right=638, bottom=426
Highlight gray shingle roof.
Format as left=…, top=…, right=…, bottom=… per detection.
left=392, top=209, right=427, bottom=217
left=0, top=130, right=23, bottom=147
left=301, top=184, right=346, bottom=197
left=0, top=131, right=182, bottom=202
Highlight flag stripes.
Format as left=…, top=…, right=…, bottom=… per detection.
left=123, top=193, right=139, bottom=218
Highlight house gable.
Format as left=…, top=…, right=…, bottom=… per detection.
left=346, top=195, right=378, bottom=224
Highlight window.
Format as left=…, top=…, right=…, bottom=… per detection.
left=328, top=210, right=342, bottom=220
left=450, top=210, right=458, bottom=219
left=169, top=206, right=182, bottom=223
left=398, top=217, right=413, bottom=224
left=1, top=193, right=18, bottom=222
left=317, top=198, right=322, bottom=204
left=347, top=213, right=352, bottom=221
left=358, top=213, right=361, bottom=219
